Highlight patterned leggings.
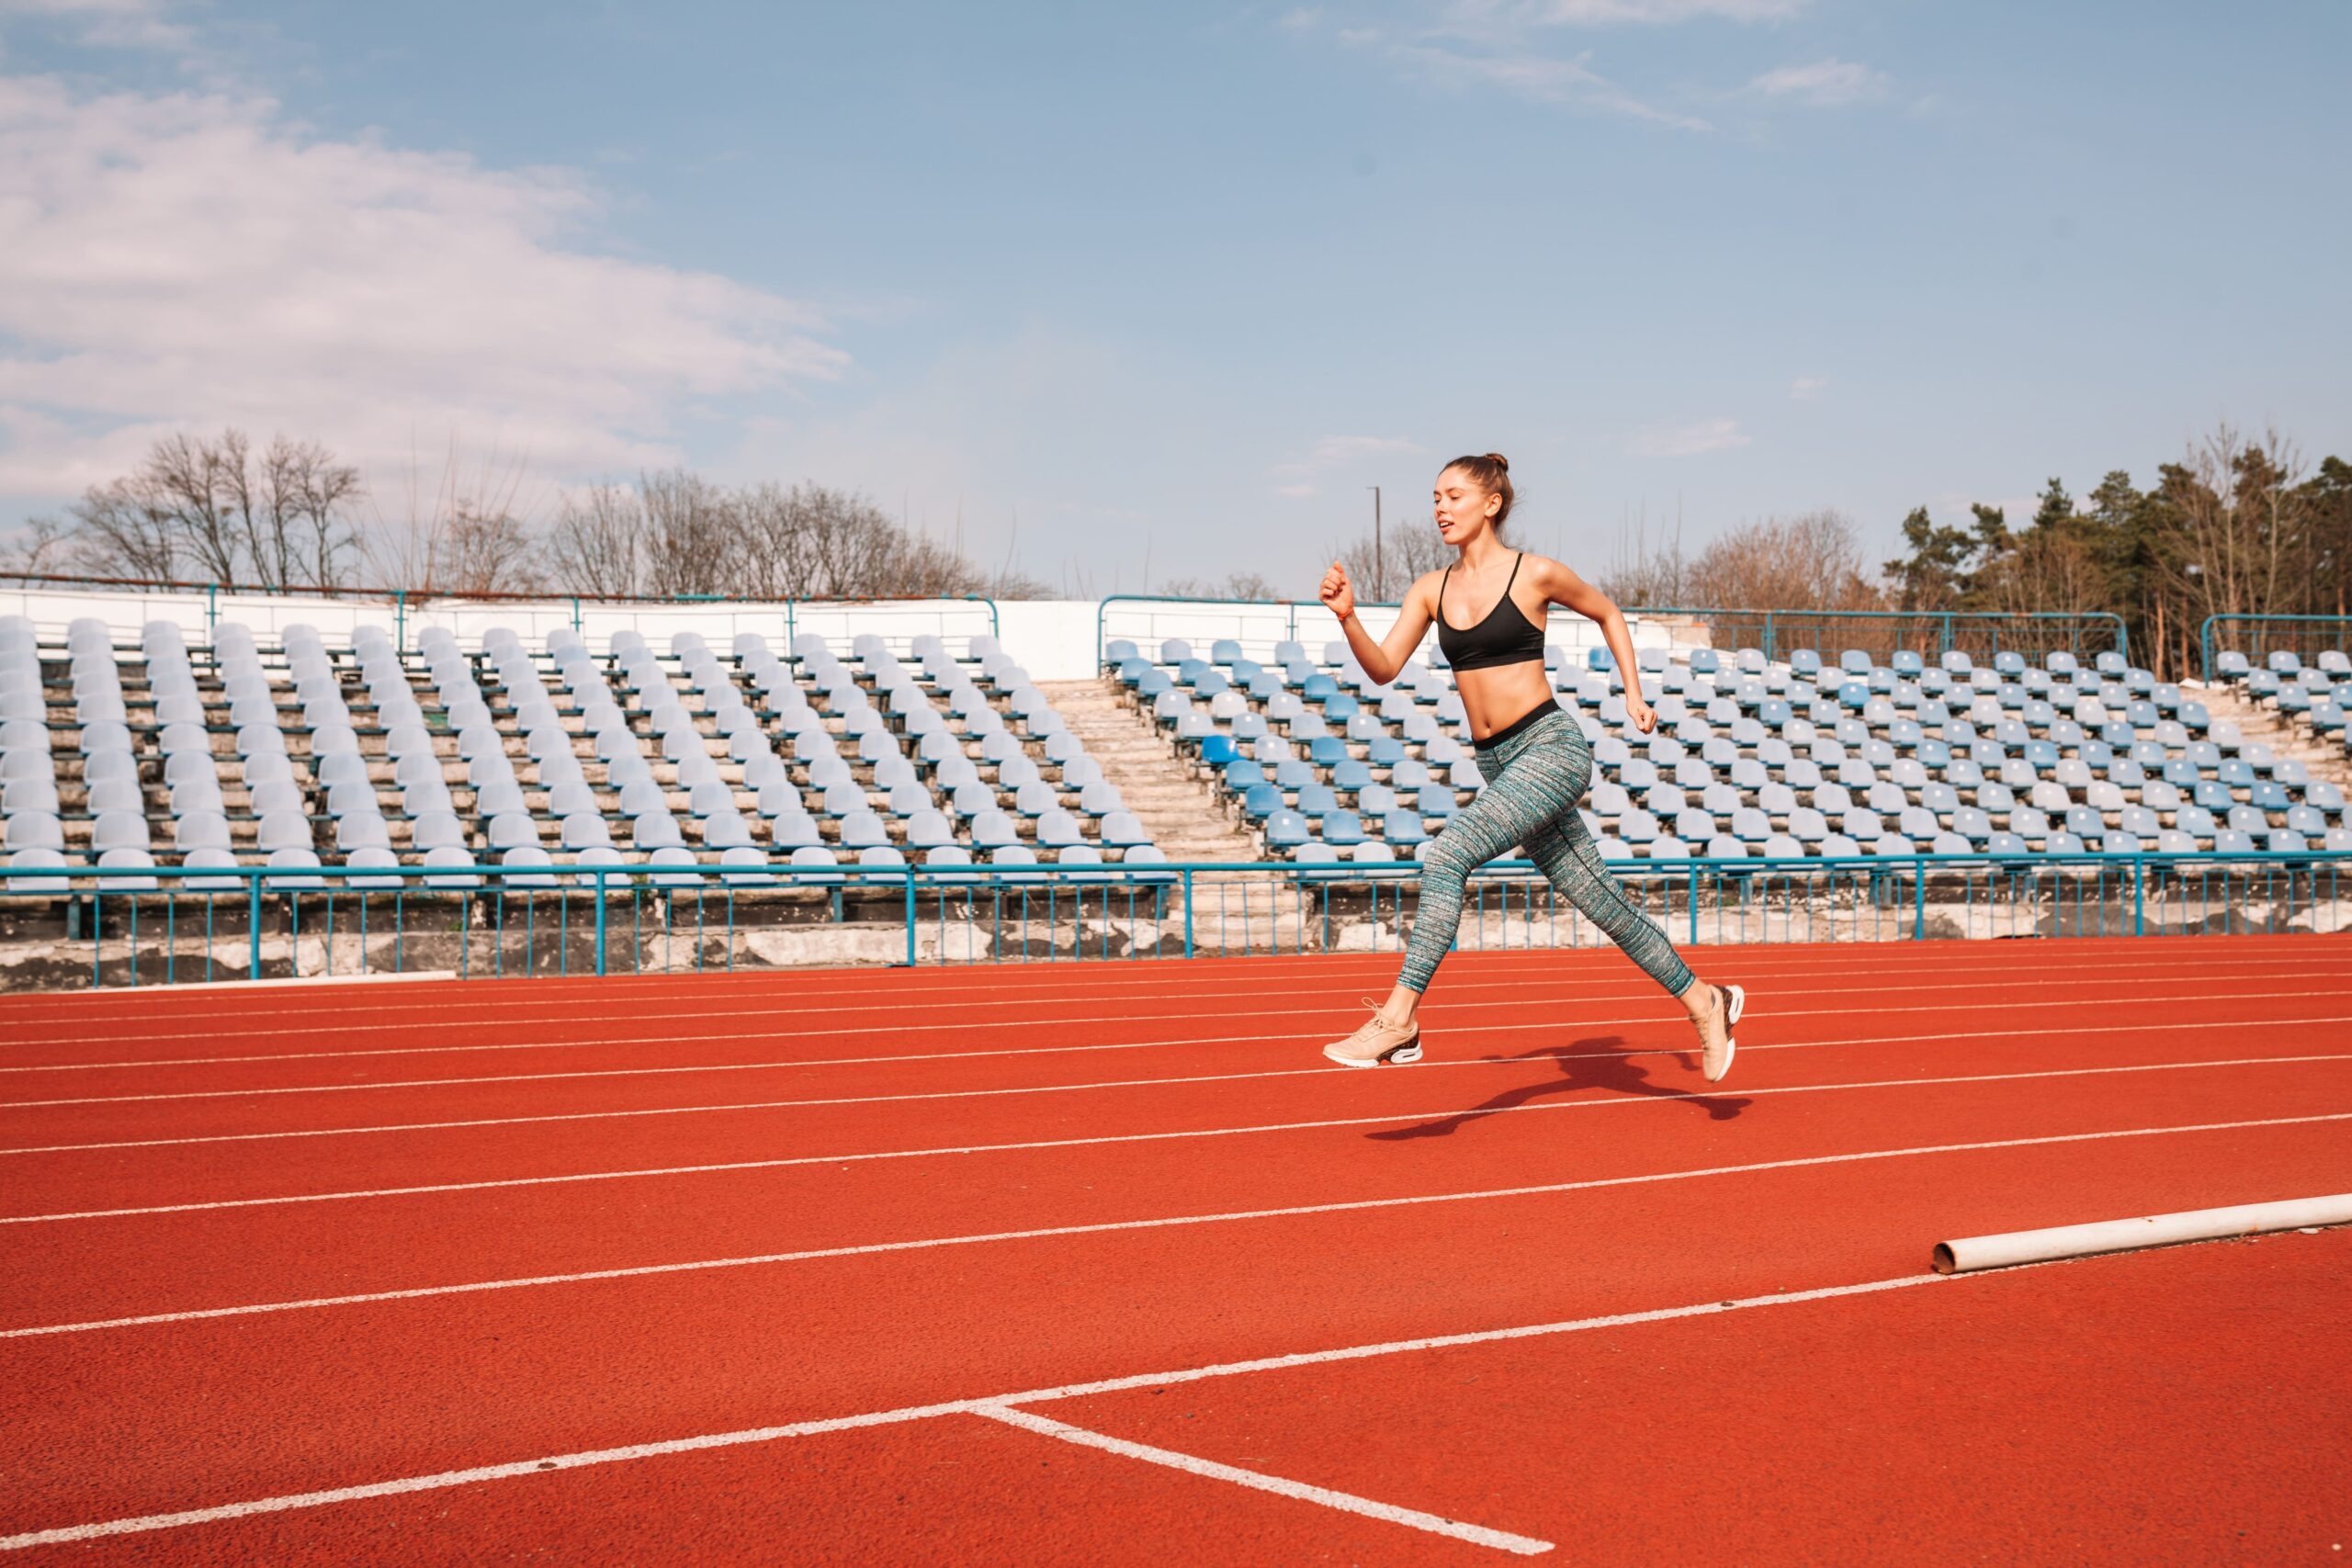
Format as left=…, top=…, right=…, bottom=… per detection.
left=1396, top=706, right=1695, bottom=997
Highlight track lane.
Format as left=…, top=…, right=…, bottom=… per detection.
left=6, top=984, right=2349, bottom=1154
left=1, top=1115, right=2344, bottom=1540
left=6, top=1029, right=2351, bottom=1321
left=3, top=996, right=2350, bottom=1217
left=1, top=937, right=2338, bottom=1062
left=4, top=965, right=2346, bottom=1088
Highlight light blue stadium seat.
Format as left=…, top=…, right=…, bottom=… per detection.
left=1381, top=811, right=1428, bottom=847
left=754, top=807, right=817, bottom=849
left=631, top=814, right=685, bottom=851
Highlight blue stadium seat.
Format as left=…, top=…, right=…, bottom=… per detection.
left=1381, top=811, right=1428, bottom=847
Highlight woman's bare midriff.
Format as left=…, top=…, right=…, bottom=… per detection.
left=1453, top=660, right=1556, bottom=740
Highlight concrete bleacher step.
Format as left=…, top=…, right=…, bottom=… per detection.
left=1036, top=679, right=1260, bottom=863
left=2196, top=682, right=2352, bottom=788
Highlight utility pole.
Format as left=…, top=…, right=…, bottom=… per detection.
left=1367, top=485, right=1383, bottom=602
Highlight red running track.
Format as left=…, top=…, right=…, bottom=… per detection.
left=0, top=933, right=2346, bottom=1562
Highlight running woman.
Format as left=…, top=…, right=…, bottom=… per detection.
left=1316, top=452, right=1744, bottom=1079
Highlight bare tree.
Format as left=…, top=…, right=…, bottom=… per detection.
left=639, top=468, right=739, bottom=597
left=1159, top=570, right=1285, bottom=602
left=1686, top=510, right=1882, bottom=611
left=358, top=435, right=541, bottom=597
left=546, top=481, right=647, bottom=598
left=44, top=480, right=182, bottom=580
left=1975, top=526, right=2110, bottom=615
left=1592, top=516, right=1691, bottom=606
left=33, top=428, right=364, bottom=587
left=266, top=436, right=364, bottom=587
left=2149, top=426, right=2311, bottom=632
left=0, top=516, right=73, bottom=577
left=1326, top=520, right=1453, bottom=604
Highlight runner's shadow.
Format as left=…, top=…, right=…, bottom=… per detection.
left=1367, top=1036, right=1749, bottom=1141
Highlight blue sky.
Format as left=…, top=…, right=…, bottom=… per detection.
left=0, top=0, right=2346, bottom=595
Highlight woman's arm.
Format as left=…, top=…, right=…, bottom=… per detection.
left=1537, top=558, right=1657, bottom=734
left=1317, top=560, right=1435, bottom=686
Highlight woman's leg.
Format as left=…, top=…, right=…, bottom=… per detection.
left=1522, top=806, right=1739, bottom=1078
left=1521, top=812, right=1694, bottom=997
left=1382, top=727, right=1589, bottom=1020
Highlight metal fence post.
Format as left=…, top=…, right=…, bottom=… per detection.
left=1913, top=856, right=1927, bottom=939
left=1182, top=868, right=1194, bottom=959
left=246, top=872, right=262, bottom=980
left=1688, top=863, right=1699, bottom=945
left=904, top=867, right=917, bottom=965
left=594, top=873, right=608, bottom=976
left=2132, top=854, right=2145, bottom=936
left=394, top=590, right=407, bottom=653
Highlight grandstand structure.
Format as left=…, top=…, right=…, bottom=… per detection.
left=0, top=584, right=2346, bottom=986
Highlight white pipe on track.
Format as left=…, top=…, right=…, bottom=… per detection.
left=1931, top=1194, right=2352, bottom=1274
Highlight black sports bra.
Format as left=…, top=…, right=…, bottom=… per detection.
left=1436, top=553, right=1544, bottom=671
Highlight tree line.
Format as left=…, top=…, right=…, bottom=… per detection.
left=1315, top=423, right=2345, bottom=681
left=6, top=429, right=1046, bottom=602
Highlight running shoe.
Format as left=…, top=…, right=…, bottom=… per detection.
left=1699, top=983, right=1746, bottom=1083
left=1321, top=1001, right=1423, bottom=1067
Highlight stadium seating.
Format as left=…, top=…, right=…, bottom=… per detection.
left=0, top=613, right=1159, bottom=890
left=1105, top=633, right=2351, bottom=863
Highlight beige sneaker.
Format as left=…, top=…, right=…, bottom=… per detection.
left=1321, top=1000, right=1423, bottom=1067
left=1694, top=983, right=1746, bottom=1083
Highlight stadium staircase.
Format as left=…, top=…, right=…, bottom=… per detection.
left=1037, top=680, right=1260, bottom=863
left=2197, top=680, right=2352, bottom=793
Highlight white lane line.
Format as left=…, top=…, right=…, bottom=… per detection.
left=968, top=1404, right=1554, bottom=1556
left=10, top=990, right=2346, bottom=1109
left=6, top=1053, right=2350, bottom=1227
left=6, top=1109, right=2346, bottom=1338
left=1, top=951, right=2330, bottom=1049
left=8, top=978, right=2344, bottom=1077
left=0, top=1272, right=1957, bottom=1554
left=10, top=1014, right=2351, bottom=1158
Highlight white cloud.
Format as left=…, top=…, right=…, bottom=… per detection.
left=1789, top=375, right=1826, bottom=400
left=1291, top=6, right=1731, bottom=130
left=0, top=0, right=195, bottom=53
left=1278, top=434, right=1425, bottom=475
left=1273, top=482, right=1319, bottom=498
left=1747, top=58, right=1890, bottom=106
left=1630, top=417, right=1749, bottom=457
left=1383, top=38, right=1713, bottom=127
left=0, top=73, right=843, bottom=498
left=1521, top=0, right=1807, bottom=22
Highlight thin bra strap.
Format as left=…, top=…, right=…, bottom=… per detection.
left=1439, top=563, right=1453, bottom=614
left=1502, top=552, right=1523, bottom=594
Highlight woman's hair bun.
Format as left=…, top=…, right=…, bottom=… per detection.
left=1482, top=452, right=1509, bottom=473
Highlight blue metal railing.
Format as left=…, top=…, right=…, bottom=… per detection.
left=2199, top=614, right=2352, bottom=682
left=1616, top=608, right=2129, bottom=668
left=1096, top=597, right=2131, bottom=672
left=6, top=851, right=2345, bottom=991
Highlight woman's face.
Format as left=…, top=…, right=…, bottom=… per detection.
left=1432, top=467, right=1499, bottom=547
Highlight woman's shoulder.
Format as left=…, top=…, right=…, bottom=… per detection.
left=1513, top=551, right=1575, bottom=588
